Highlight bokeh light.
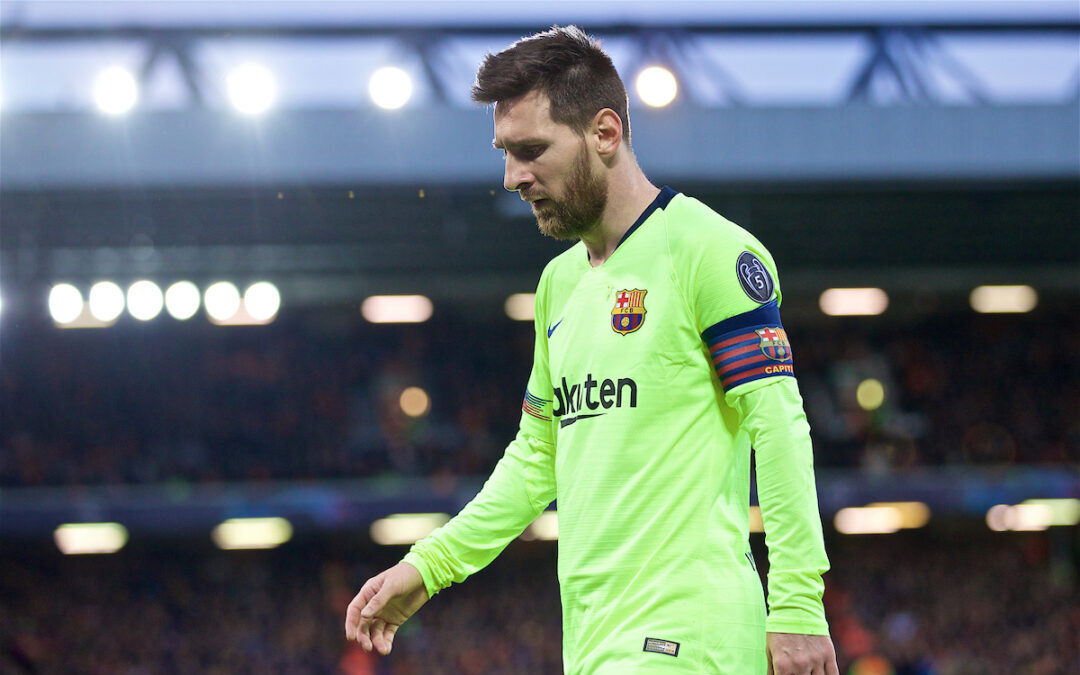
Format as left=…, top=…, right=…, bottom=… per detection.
left=227, top=63, right=277, bottom=115
left=88, top=281, right=125, bottom=322
left=93, top=66, right=138, bottom=115
left=243, top=281, right=281, bottom=321
left=165, top=281, right=201, bottom=320
left=127, top=280, right=164, bottom=321
left=205, top=282, right=241, bottom=321
left=636, top=66, right=678, bottom=107
left=48, top=283, right=84, bottom=324
left=369, top=66, right=413, bottom=110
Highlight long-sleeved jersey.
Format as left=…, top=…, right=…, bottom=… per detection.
left=404, top=187, right=829, bottom=674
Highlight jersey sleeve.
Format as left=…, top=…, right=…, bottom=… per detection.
left=676, top=215, right=830, bottom=634
left=735, top=379, right=830, bottom=635
left=402, top=273, right=557, bottom=599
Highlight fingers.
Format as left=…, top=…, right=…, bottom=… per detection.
left=344, top=575, right=383, bottom=650
left=370, top=618, right=388, bottom=655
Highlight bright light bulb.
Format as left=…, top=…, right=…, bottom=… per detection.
left=636, top=66, right=678, bottom=108
left=243, top=281, right=280, bottom=321
left=227, top=63, right=277, bottom=115
left=165, top=281, right=200, bottom=320
left=94, top=66, right=138, bottom=115
left=205, top=282, right=241, bottom=321
left=127, top=280, right=163, bottom=321
left=369, top=66, right=413, bottom=110
left=49, top=284, right=84, bottom=324
left=88, top=281, right=125, bottom=321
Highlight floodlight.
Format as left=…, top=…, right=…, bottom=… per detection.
left=970, top=285, right=1037, bottom=313
left=127, top=280, right=163, bottom=321
left=54, top=523, right=128, bottom=555
left=834, top=506, right=902, bottom=534
left=227, top=63, right=277, bottom=115
left=369, top=66, right=413, bottom=110
left=212, top=518, right=293, bottom=550
left=165, top=281, right=201, bottom=320
left=205, top=282, right=241, bottom=321
left=93, top=66, right=138, bottom=115
left=49, top=283, right=84, bottom=324
left=504, top=293, right=535, bottom=321
left=243, top=281, right=281, bottom=321
left=370, top=514, right=449, bottom=545
left=856, top=379, right=885, bottom=411
left=526, top=511, right=559, bottom=541
left=361, top=295, right=433, bottom=323
left=636, top=66, right=678, bottom=108
left=819, top=288, right=889, bottom=316
left=88, top=281, right=125, bottom=322
left=399, top=386, right=430, bottom=417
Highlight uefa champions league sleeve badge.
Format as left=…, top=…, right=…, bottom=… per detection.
left=736, top=251, right=774, bottom=304
left=612, top=289, right=647, bottom=335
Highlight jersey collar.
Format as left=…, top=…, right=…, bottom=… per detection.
left=585, top=185, right=679, bottom=263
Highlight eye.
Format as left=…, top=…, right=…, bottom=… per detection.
left=520, top=145, right=545, bottom=160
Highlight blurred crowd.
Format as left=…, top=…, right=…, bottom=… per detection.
left=2, top=530, right=1076, bottom=674
left=1, top=308, right=1077, bottom=487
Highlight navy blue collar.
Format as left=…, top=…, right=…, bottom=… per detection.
left=617, top=185, right=678, bottom=249
left=586, top=186, right=678, bottom=262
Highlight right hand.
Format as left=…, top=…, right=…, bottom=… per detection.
left=344, top=562, right=429, bottom=655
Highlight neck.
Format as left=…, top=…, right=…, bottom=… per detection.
left=581, top=166, right=660, bottom=267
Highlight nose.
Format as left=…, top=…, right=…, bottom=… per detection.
left=503, top=156, right=533, bottom=193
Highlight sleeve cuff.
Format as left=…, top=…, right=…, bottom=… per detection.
left=401, top=551, right=442, bottom=599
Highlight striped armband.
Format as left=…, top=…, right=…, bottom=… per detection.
left=702, top=300, right=794, bottom=393
left=522, top=388, right=552, bottom=422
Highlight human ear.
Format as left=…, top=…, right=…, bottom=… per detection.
left=592, top=108, right=623, bottom=157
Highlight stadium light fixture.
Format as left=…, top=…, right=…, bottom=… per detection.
left=88, top=281, right=125, bottom=322
left=54, top=523, right=129, bottom=555
left=522, top=511, right=559, bottom=541
left=93, top=66, right=138, bottom=115
left=987, top=500, right=1078, bottom=531
left=399, top=386, right=430, bottom=417
left=127, top=280, right=164, bottom=321
left=635, top=66, right=678, bottom=108
left=969, top=285, right=1037, bottom=313
left=48, top=283, right=84, bottom=325
left=165, top=281, right=201, bottom=320
left=819, top=288, right=889, bottom=316
left=361, top=295, right=433, bottom=323
left=227, top=63, right=277, bottom=115
left=370, top=513, right=449, bottom=545
left=834, top=506, right=902, bottom=534
left=866, top=502, right=931, bottom=529
left=204, top=282, right=241, bottom=321
left=369, top=66, right=413, bottom=110
left=243, top=281, right=281, bottom=321
left=212, top=517, right=293, bottom=550
left=749, top=506, right=764, bottom=533
left=855, top=378, right=885, bottom=411
left=1021, top=499, right=1080, bottom=526
left=504, top=293, right=535, bottom=321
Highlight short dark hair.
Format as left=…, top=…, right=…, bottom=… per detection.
left=472, top=25, right=630, bottom=142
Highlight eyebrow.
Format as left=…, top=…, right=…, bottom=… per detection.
left=492, top=138, right=546, bottom=150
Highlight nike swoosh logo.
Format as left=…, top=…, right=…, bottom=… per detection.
left=559, top=413, right=605, bottom=428
left=547, top=319, right=564, bottom=338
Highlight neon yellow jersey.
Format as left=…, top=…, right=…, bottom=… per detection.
left=405, top=188, right=829, bottom=674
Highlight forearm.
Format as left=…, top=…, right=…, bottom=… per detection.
left=732, top=377, right=830, bottom=635
left=403, top=428, right=556, bottom=598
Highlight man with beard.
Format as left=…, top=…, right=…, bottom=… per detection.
left=346, top=26, right=838, bottom=675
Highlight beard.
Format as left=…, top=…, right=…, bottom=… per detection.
left=532, top=143, right=607, bottom=241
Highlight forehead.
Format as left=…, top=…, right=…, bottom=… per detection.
left=492, top=90, right=570, bottom=146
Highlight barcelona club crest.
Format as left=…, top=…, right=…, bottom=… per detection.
left=755, top=326, right=792, bottom=361
left=612, top=289, right=647, bottom=335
